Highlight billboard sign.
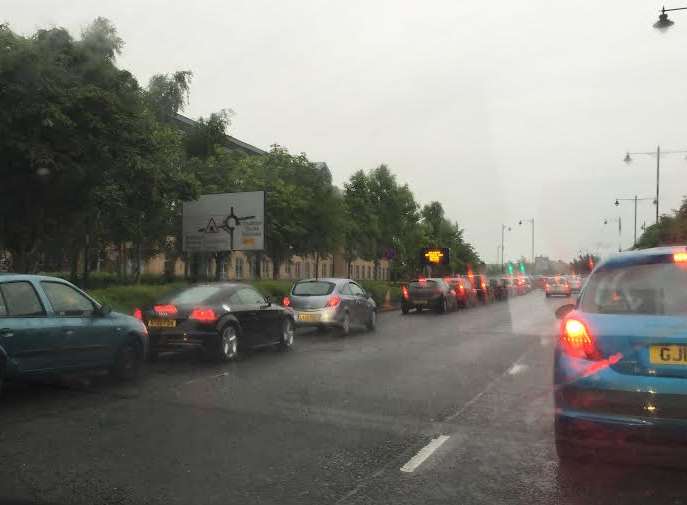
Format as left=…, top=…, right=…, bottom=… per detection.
left=182, top=191, right=265, bottom=252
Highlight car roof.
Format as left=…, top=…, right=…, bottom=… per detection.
left=0, top=273, right=75, bottom=283
left=596, top=246, right=687, bottom=271
left=294, top=278, right=350, bottom=285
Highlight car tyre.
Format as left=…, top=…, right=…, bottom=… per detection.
left=340, top=312, right=351, bottom=337
left=366, top=310, right=377, bottom=331
left=401, top=304, right=409, bottom=315
left=147, top=349, right=159, bottom=362
left=278, top=318, right=295, bottom=350
left=215, top=325, right=239, bottom=362
left=112, top=341, right=141, bottom=381
left=437, top=297, right=447, bottom=314
left=416, top=305, right=423, bottom=313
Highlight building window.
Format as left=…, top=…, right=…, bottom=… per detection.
left=295, top=262, right=301, bottom=278
left=235, top=257, right=244, bottom=279
left=286, top=261, right=292, bottom=277
left=305, top=262, right=310, bottom=278
left=355, top=265, right=360, bottom=279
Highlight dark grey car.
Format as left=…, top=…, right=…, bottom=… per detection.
left=285, top=278, right=377, bottom=335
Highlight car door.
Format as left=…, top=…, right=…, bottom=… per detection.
left=225, top=290, right=259, bottom=347
left=0, top=280, right=59, bottom=373
left=348, top=282, right=368, bottom=324
left=40, top=281, right=117, bottom=367
left=240, top=287, right=282, bottom=345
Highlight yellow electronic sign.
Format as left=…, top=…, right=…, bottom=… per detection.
left=420, top=247, right=450, bottom=266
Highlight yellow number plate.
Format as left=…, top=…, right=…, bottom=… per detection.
left=148, top=319, right=177, bottom=328
left=298, top=313, right=320, bottom=322
left=650, top=345, right=687, bottom=365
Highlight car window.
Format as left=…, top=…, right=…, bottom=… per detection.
left=164, top=286, right=223, bottom=305
left=0, top=289, right=6, bottom=316
left=340, top=283, right=353, bottom=295
left=0, top=282, right=45, bottom=317
left=41, top=282, right=95, bottom=316
left=228, top=292, right=243, bottom=305
left=350, top=283, right=365, bottom=296
left=292, top=281, right=335, bottom=296
left=238, top=288, right=266, bottom=305
left=581, top=262, right=687, bottom=315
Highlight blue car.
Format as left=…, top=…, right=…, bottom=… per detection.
left=554, top=246, right=687, bottom=462
left=0, top=274, right=149, bottom=393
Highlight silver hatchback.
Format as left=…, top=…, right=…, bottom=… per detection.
left=284, top=278, right=377, bottom=335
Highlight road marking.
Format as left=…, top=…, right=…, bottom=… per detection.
left=400, top=435, right=450, bottom=473
left=444, top=348, right=531, bottom=422
left=507, top=363, right=528, bottom=375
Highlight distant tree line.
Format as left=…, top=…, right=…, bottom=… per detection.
left=635, top=198, right=687, bottom=250
left=0, top=19, right=481, bottom=285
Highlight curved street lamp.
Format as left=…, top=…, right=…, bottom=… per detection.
left=653, top=6, right=687, bottom=30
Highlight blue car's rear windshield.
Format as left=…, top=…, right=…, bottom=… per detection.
left=580, top=262, right=687, bottom=315
left=292, top=281, right=335, bottom=296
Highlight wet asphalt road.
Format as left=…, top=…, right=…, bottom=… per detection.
left=3, top=291, right=687, bottom=505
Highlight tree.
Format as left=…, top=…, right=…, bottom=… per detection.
left=570, top=253, right=599, bottom=275
left=343, top=171, right=380, bottom=276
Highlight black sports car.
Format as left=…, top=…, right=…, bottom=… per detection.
left=137, top=282, right=295, bottom=361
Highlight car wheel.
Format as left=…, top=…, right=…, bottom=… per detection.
left=401, top=304, right=409, bottom=315
left=416, top=305, right=423, bottom=313
left=112, top=341, right=141, bottom=381
left=340, top=312, right=351, bottom=336
left=216, top=325, right=239, bottom=361
left=279, top=318, right=295, bottom=350
left=437, top=297, right=447, bottom=314
left=366, top=310, right=377, bottom=331
left=148, top=349, right=159, bottom=362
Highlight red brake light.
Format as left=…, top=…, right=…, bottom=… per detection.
left=154, top=304, right=177, bottom=315
left=190, top=308, right=218, bottom=323
left=481, top=281, right=486, bottom=289
left=133, top=308, right=143, bottom=321
left=282, top=296, right=291, bottom=307
left=674, top=252, right=687, bottom=263
left=402, top=286, right=409, bottom=300
left=326, top=295, right=342, bottom=307
left=561, top=318, right=601, bottom=360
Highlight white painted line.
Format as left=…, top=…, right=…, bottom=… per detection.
left=400, top=435, right=450, bottom=473
left=507, top=363, right=528, bottom=375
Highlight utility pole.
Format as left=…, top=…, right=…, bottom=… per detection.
left=656, top=145, right=660, bottom=224
left=615, top=195, right=653, bottom=248
left=519, top=218, right=535, bottom=264
left=500, top=224, right=511, bottom=273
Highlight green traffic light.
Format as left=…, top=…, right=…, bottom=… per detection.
left=519, top=263, right=525, bottom=273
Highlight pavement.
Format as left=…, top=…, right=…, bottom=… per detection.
left=2, top=292, right=687, bottom=505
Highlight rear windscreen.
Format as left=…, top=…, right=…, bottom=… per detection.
left=163, top=286, right=223, bottom=305
left=580, top=262, right=687, bottom=315
left=292, top=281, right=335, bottom=296
left=409, top=280, right=439, bottom=289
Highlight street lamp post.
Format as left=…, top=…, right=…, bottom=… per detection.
left=614, top=196, right=653, bottom=247
left=500, top=224, right=511, bottom=273
left=653, top=6, right=687, bottom=29
left=603, top=217, right=622, bottom=253
left=518, top=218, right=534, bottom=264
left=623, top=146, right=687, bottom=224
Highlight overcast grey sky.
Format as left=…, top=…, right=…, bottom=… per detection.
left=6, top=0, right=687, bottom=263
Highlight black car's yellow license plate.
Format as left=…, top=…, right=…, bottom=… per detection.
left=298, top=313, right=320, bottom=322
left=650, top=345, right=687, bottom=364
left=148, top=319, right=177, bottom=328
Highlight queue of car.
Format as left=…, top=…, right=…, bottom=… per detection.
left=400, top=273, right=536, bottom=314
left=0, top=271, right=538, bottom=394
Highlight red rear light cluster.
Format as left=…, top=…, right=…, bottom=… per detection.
left=326, top=295, right=342, bottom=307
left=154, top=304, right=177, bottom=315
left=402, top=286, right=409, bottom=300
left=133, top=308, right=143, bottom=321
left=282, top=296, right=291, bottom=307
left=561, top=318, right=601, bottom=360
left=190, top=307, right=218, bottom=323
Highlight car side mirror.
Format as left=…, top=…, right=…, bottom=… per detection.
left=98, top=304, right=112, bottom=317
left=555, top=304, right=575, bottom=320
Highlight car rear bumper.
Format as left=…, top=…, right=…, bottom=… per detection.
left=149, top=330, right=217, bottom=351
left=555, top=348, right=687, bottom=457
left=293, top=307, right=344, bottom=327
left=403, top=297, right=442, bottom=308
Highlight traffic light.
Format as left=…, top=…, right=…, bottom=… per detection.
left=519, top=263, right=525, bottom=273
left=507, top=263, right=513, bottom=275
